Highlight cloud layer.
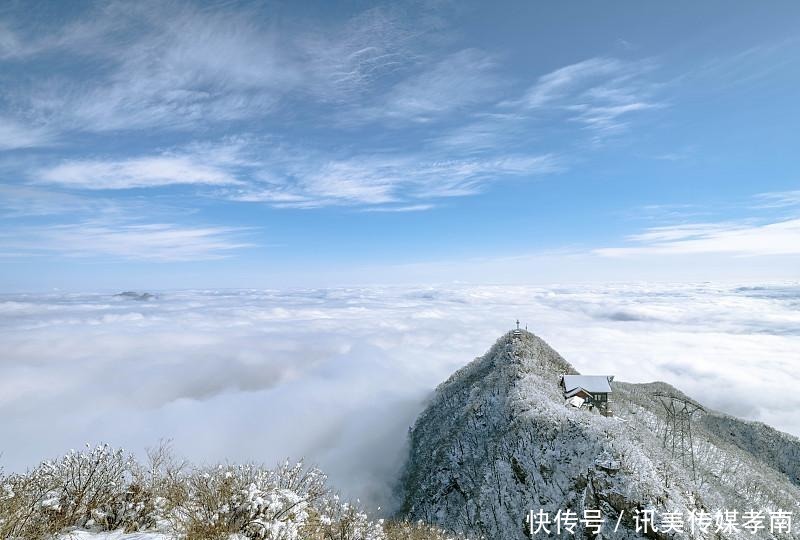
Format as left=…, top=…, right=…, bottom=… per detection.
left=1, top=283, right=798, bottom=511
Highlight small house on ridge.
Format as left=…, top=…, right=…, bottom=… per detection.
left=561, top=374, right=614, bottom=416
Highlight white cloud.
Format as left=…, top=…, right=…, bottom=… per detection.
left=361, top=48, right=502, bottom=122
left=27, top=135, right=559, bottom=207
left=0, top=283, right=798, bottom=511
left=567, top=101, right=661, bottom=132
left=519, top=57, right=625, bottom=108
left=512, top=56, right=662, bottom=136
left=229, top=151, right=560, bottom=208
left=361, top=204, right=436, bottom=213
left=54, top=3, right=300, bottom=131
left=2, top=2, right=428, bottom=133
left=0, top=220, right=251, bottom=261
left=754, top=189, right=800, bottom=209
left=38, top=155, right=243, bottom=189
left=34, top=138, right=256, bottom=190
left=299, top=5, right=422, bottom=100
left=0, top=185, right=101, bottom=217
left=426, top=56, right=664, bottom=154
left=596, top=218, right=800, bottom=257
left=1, top=4, right=664, bottom=147
left=0, top=116, right=52, bottom=150
left=431, top=113, right=527, bottom=152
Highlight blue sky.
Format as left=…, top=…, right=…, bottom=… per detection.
left=1, top=0, right=799, bottom=290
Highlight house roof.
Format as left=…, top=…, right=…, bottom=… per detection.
left=564, top=387, right=591, bottom=399
left=562, top=375, right=613, bottom=394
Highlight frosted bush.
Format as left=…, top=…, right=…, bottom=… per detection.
left=306, top=494, right=387, bottom=540
left=0, top=443, right=466, bottom=540
left=174, top=461, right=326, bottom=540
left=0, top=443, right=161, bottom=538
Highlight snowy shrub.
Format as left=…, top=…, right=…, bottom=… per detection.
left=0, top=444, right=161, bottom=538
left=305, top=494, right=386, bottom=540
left=134, top=440, right=189, bottom=527
left=173, top=460, right=326, bottom=540
left=0, top=443, right=465, bottom=540
left=383, top=520, right=472, bottom=540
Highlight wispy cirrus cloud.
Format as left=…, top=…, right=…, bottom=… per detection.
left=1, top=3, right=662, bottom=148
left=518, top=57, right=627, bottom=108
left=686, top=41, right=800, bottom=94
left=754, top=190, right=800, bottom=209
left=53, top=4, right=300, bottom=131
left=567, top=101, right=661, bottom=133
left=38, top=155, right=243, bottom=190
left=509, top=56, right=663, bottom=137
left=0, top=3, right=133, bottom=61
left=361, top=204, right=436, bottom=213
left=0, top=220, right=251, bottom=261
left=430, top=56, right=664, bottom=155
left=228, top=151, right=560, bottom=208
left=28, top=136, right=559, bottom=208
left=299, top=5, right=422, bottom=101
left=0, top=185, right=121, bottom=217
left=0, top=116, right=53, bottom=150
left=1, top=1, right=429, bottom=135
left=356, top=48, right=503, bottom=124
left=596, top=218, right=800, bottom=257
left=33, top=137, right=259, bottom=190
left=430, top=112, right=528, bottom=152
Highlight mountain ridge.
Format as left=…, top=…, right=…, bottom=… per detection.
left=397, top=330, right=800, bottom=539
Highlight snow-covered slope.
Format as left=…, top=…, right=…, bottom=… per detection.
left=398, top=330, right=800, bottom=539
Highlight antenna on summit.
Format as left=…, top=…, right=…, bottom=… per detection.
left=513, top=319, right=522, bottom=337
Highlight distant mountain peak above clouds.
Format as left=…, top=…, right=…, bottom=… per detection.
left=114, top=291, right=157, bottom=301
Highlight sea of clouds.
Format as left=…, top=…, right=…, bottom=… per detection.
left=1, top=283, right=798, bottom=511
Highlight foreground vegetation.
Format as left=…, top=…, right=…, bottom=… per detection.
left=0, top=443, right=465, bottom=540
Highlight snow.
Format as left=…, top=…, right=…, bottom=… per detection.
left=562, top=374, right=613, bottom=393
left=565, top=395, right=585, bottom=408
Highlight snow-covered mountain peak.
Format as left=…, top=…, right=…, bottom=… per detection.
left=434, top=330, right=578, bottom=400
left=398, top=330, right=800, bottom=539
